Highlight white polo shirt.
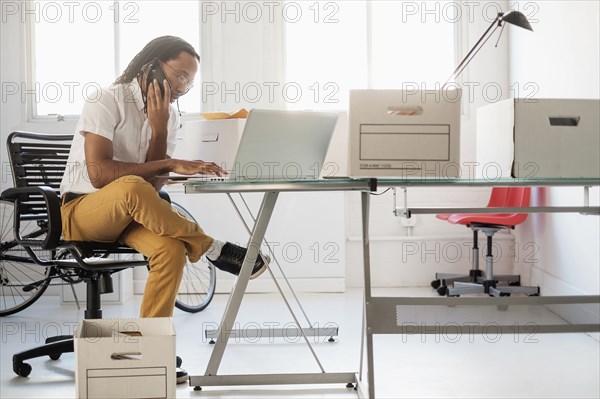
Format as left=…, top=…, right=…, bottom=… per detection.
left=60, top=79, right=180, bottom=194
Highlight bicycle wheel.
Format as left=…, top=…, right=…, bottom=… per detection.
left=172, top=202, right=216, bottom=313
left=0, top=200, right=52, bottom=317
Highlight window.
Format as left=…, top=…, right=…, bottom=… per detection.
left=30, top=0, right=199, bottom=118
left=284, top=1, right=368, bottom=110
left=369, top=1, right=455, bottom=89
left=284, top=0, right=455, bottom=110
left=32, top=1, right=114, bottom=117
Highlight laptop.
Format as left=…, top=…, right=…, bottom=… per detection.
left=168, top=109, right=339, bottom=182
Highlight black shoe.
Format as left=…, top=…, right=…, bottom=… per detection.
left=207, top=242, right=270, bottom=280
left=176, top=368, right=189, bottom=384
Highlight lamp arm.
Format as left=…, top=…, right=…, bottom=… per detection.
left=443, top=14, right=502, bottom=88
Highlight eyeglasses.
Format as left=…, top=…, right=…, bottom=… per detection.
left=161, top=61, right=194, bottom=93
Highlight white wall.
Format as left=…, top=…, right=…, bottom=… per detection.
left=199, top=6, right=285, bottom=112
left=508, top=1, right=599, bottom=304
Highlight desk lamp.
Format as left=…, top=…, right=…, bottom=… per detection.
left=443, top=10, right=533, bottom=88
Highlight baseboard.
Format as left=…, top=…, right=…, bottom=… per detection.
left=218, top=277, right=346, bottom=293
left=525, top=265, right=600, bottom=342
left=134, top=277, right=345, bottom=295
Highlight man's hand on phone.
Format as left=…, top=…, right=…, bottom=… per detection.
left=147, top=79, right=171, bottom=135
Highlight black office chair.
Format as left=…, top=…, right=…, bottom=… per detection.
left=0, top=132, right=189, bottom=377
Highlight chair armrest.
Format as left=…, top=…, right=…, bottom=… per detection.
left=1, top=186, right=62, bottom=250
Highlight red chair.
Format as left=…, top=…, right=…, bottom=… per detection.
left=432, top=187, right=540, bottom=297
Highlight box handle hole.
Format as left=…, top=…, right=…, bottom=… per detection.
left=111, top=352, right=143, bottom=360
left=549, top=117, right=580, bottom=127
left=387, top=106, right=423, bottom=116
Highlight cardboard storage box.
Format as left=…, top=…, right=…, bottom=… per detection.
left=177, top=118, right=246, bottom=170
left=75, top=318, right=176, bottom=399
left=349, top=89, right=461, bottom=178
left=477, top=98, right=600, bottom=178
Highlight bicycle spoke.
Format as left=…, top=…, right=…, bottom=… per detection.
left=0, top=201, right=52, bottom=316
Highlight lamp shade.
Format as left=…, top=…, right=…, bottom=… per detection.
left=442, top=9, right=534, bottom=88
left=500, top=10, right=533, bottom=31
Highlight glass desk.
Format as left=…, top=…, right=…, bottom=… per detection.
left=182, top=177, right=600, bottom=398
left=363, top=177, right=600, bottom=398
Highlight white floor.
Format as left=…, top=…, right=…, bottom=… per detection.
left=1, top=288, right=599, bottom=399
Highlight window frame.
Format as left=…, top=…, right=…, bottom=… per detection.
left=25, top=6, right=117, bottom=123
left=24, top=0, right=202, bottom=123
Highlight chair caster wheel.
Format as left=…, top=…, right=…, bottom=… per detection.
left=194, top=386, right=202, bottom=391
left=499, top=292, right=511, bottom=297
left=14, top=362, right=32, bottom=377
left=346, top=383, right=355, bottom=388
left=176, top=356, right=182, bottom=368
left=436, top=286, right=447, bottom=296
left=431, top=279, right=441, bottom=289
left=49, top=353, right=61, bottom=360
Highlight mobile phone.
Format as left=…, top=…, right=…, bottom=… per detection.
left=145, top=58, right=168, bottom=98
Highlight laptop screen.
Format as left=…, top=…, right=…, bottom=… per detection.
left=230, top=109, right=339, bottom=181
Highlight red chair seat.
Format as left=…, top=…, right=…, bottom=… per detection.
left=438, top=187, right=531, bottom=228
left=446, top=212, right=528, bottom=227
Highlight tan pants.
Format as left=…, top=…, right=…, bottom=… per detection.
left=61, top=175, right=214, bottom=317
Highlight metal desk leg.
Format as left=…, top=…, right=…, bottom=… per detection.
left=204, top=191, right=279, bottom=375
left=202, top=193, right=338, bottom=343
left=357, top=191, right=375, bottom=399
left=190, top=190, right=357, bottom=391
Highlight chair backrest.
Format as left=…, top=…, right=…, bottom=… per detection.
left=486, top=187, right=510, bottom=208
left=487, top=186, right=531, bottom=225
left=7, top=132, right=73, bottom=216
left=486, top=187, right=531, bottom=207
left=5, top=131, right=150, bottom=270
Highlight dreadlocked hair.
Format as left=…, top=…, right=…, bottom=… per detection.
left=114, top=36, right=200, bottom=84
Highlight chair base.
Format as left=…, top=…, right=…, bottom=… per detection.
left=432, top=224, right=540, bottom=297
left=448, top=281, right=540, bottom=297
left=431, top=270, right=483, bottom=290
left=13, top=336, right=74, bottom=377
left=13, top=337, right=184, bottom=378
left=432, top=272, right=522, bottom=289
left=13, top=278, right=105, bottom=377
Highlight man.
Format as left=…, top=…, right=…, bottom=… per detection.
left=60, top=36, right=268, bottom=320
